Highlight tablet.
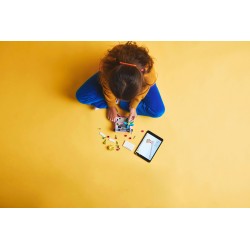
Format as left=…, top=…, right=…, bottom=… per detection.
left=134, top=130, right=163, bottom=162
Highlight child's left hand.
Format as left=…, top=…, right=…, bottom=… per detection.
left=128, top=108, right=137, bottom=122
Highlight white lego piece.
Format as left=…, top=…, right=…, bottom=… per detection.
left=123, top=140, right=135, bottom=151
left=99, top=132, right=106, bottom=138
left=109, top=138, right=116, bottom=143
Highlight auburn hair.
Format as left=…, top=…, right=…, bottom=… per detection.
left=100, top=42, right=154, bottom=101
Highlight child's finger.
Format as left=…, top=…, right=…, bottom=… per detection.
left=129, top=115, right=135, bottom=122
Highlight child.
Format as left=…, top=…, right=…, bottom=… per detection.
left=76, top=42, right=165, bottom=122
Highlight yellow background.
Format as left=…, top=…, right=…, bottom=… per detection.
left=0, top=42, right=250, bottom=207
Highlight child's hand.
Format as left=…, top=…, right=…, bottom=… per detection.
left=128, top=108, right=137, bottom=122
left=107, top=107, right=118, bottom=122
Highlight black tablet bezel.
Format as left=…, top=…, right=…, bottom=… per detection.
left=134, top=130, right=163, bottom=162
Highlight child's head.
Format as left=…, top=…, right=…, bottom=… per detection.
left=101, top=42, right=154, bottom=101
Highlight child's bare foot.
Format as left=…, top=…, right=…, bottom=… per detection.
left=107, top=107, right=118, bottom=122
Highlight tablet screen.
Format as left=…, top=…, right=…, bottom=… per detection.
left=135, top=131, right=163, bottom=162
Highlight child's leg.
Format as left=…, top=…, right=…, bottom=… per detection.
left=119, top=84, right=165, bottom=118
left=75, top=72, right=108, bottom=109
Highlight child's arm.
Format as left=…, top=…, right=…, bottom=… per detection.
left=130, top=86, right=150, bottom=109
left=100, top=75, right=119, bottom=122
left=100, top=76, right=117, bottom=108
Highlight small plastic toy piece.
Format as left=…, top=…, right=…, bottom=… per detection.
left=107, top=145, right=115, bottom=151
left=115, top=140, right=120, bottom=150
left=123, top=140, right=135, bottom=151
left=115, top=135, right=117, bottom=139
left=99, top=132, right=106, bottom=137
left=109, top=138, right=115, bottom=143
left=141, top=130, right=144, bottom=133
left=124, top=120, right=134, bottom=129
left=103, top=139, right=106, bottom=144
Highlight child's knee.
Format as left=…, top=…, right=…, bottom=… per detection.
left=75, top=89, right=87, bottom=104
left=150, top=105, right=166, bottom=118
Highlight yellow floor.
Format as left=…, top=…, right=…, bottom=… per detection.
left=0, top=41, right=250, bottom=207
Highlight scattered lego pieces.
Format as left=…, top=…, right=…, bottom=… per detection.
left=141, top=130, right=144, bottom=133
left=98, top=128, right=139, bottom=153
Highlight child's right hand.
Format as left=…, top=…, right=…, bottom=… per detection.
left=107, top=107, right=118, bottom=122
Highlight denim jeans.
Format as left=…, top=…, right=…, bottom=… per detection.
left=76, top=72, right=165, bottom=118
